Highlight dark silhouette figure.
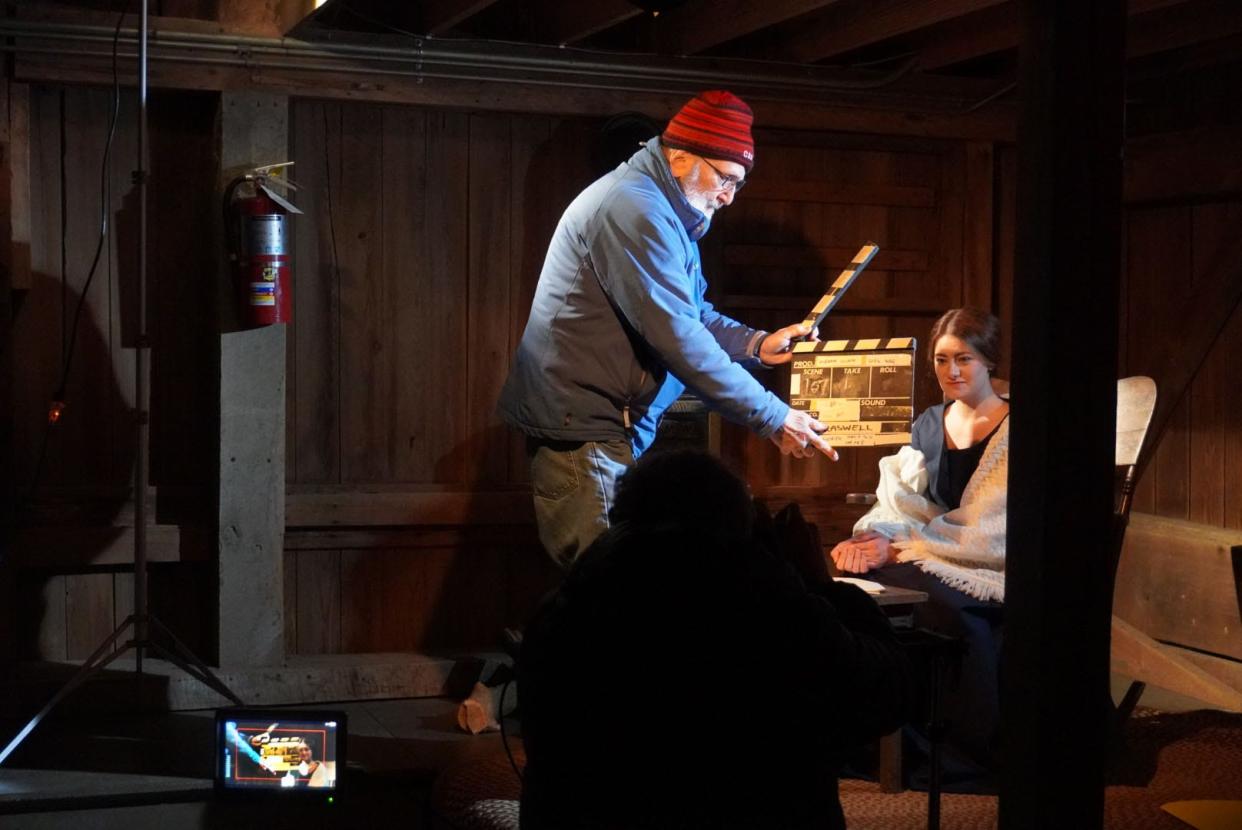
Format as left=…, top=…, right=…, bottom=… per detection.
left=518, top=450, right=916, bottom=830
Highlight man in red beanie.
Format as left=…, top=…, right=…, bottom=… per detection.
left=499, top=90, right=836, bottom=568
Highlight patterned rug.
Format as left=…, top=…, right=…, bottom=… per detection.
left=839, top=709, right=1242, bottom=830
left=428, top=709, right=1242, bottom=829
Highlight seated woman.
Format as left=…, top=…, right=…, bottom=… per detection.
left=830, top=306, right=1008, bottom=776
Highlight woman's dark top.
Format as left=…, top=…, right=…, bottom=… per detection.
left=944, top=437, right=994, bottom=508
left=911, top=401, right=1008, bottom=509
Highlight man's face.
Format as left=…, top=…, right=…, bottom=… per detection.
left=676, top=155, right=747, bottom=219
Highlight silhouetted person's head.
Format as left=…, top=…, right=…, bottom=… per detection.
left=609, top=450, right=753, bottom=541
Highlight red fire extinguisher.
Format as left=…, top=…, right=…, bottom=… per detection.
left=224, top=163, right=301, bottom=328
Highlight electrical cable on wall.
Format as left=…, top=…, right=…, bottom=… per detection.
left=321, top=102, right=343, bottom=479
left=22, top=7, right=129, bottom=510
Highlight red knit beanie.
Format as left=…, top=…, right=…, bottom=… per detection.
left=661, top=90, right=755, bottom=171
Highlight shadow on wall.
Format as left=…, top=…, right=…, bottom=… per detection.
left=11, top=267, right=136, bottom=669
left=424, top=118, right=590, bottom=653
left=10, top=269, right=212, bottom=698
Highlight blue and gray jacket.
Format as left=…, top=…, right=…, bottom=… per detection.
left=498, top=137, right=790, bottom=456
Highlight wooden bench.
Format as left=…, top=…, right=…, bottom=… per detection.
left=1112, top=512, right=1242, bottom=713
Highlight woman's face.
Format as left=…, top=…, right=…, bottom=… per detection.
left=933, top=334, right=991, bottom=403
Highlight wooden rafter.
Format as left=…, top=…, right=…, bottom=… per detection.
left=1129, top=30, right=1242, bottom=80
left=657, top=0, right=844, bottom=56
left=1128, top=0, right=1242, bottom=59
left=913, top=0, right=1199, bottom=72
left=915, top=3, right=1019, bottom=71
left=421, top=0, right=501, bottom=35
left=537, top=0, right=642, bottom=45
left=3, top=15, right=1016, bottom=139
left=214, top=0, right=317, bottom=37
left=783, top=0, right=1007, bottom=64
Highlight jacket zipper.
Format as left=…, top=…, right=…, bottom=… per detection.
left=623, top=370, right=646, bottom=430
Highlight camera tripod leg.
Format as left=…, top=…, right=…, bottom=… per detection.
left=0, top=617, right=135, bottom=765
left=145, top=616, right=243, bottom=705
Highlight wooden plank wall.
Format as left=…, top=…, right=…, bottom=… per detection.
left=283, top=102, right=597, bottom=654
left=283, top=108, right=1004, bottom=653
left=1126, top=198, right=1242, bottom=531
left=714, top=131, right=997, bottom=543
left=10, top=85, right=217, bottom=662
left=10, top=87, right=1002, bottom=661
left=11, top=85, right=1239, bottom=670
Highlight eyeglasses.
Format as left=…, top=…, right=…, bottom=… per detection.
left=698, top=156, right=747, bottom=193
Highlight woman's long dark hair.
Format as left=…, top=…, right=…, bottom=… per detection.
left=929, top=307, right=1002, bottom=370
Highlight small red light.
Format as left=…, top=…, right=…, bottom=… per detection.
left=48, top=401, right=66, bottom=424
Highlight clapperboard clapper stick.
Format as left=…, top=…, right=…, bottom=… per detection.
left=796, top=242, right=880, bottom=339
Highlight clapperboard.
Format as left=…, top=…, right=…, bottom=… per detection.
left=789, top=339, right=917, bottom=447
left=789, top=338, right=917, bottom=446
left=786, top=242, right=916, bottom=446
left=798, top=243, right=879, bottom=334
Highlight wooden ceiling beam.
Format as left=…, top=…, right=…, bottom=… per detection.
left=657, top=0, right=844, bottom=56
left=216, top=0, right=316, bottom=37
left=784, top=0, right=1008, bottom=64
left=1128, top=0, right=1242, bottom=59
left=3, top=10, right=1016, bottom=139
left=914, top=3, right=1019, bottom=71
left=537, top=0, right=642, bottom=45
left=914, top=0, right=1200, bottom=72
left=11, top=57, right=1015, bottom=141
left=421, top=0, right=502, bottom=35
left=1129, top=31, right=1242, bottom=80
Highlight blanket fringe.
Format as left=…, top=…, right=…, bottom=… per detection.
left=904, top=556, right=1005, bottom=603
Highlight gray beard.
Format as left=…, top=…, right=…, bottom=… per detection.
left=678, top=176, right=717, bottom=223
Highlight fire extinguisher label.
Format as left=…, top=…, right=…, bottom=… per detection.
left=250, top=281, right=277, bottom=306
left=245, top=215, right=285, bottom=255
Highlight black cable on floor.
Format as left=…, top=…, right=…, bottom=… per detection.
left=498, top=675, right=523, bottom=784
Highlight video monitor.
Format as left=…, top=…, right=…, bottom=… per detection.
left=214, top=708, right=346, bottom=801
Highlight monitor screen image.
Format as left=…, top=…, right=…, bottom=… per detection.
left=216, top=710, right=344, bottom=794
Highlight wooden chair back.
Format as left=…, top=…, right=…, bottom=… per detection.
left=1116, top=376, right=1157, bottom=470
left=1112, top=377, right=1157, bottom=568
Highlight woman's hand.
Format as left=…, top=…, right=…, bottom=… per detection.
left=830, top=531, right=893, bottom=574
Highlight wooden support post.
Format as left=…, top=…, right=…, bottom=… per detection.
left=216, top=92, right=289, bottom=667
left=0, top=80, right=19, bottom=698
left=1000, top=2, right=1126, bottom=828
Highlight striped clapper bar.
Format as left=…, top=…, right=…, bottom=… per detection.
left=789, top=337, right=918, bottom=447
left=799, top=242, right=880, bottom=333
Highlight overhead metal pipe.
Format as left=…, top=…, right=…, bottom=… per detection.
left=0, top=17, right=993, bottom=108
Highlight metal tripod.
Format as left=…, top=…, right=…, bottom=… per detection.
left=0, top=0, right=242, bottom=766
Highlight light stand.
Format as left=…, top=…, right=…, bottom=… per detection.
left=0, top=0, right=241, bottom=766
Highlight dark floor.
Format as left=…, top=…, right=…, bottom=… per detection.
left=0, top=673, right=1234, bottom=829
left=0, top=694, right=521, bottom=829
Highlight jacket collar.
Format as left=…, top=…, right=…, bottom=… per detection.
left=629, top=137, right=710, bottom=242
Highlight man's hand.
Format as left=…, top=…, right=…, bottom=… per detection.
left=770, top=408, right=838, bottom=460
left=758, top=322, right=819, bottom=366
left=829, top=531, right=893, bottom=574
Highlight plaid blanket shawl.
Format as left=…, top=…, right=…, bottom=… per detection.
left=853, top=417, right=1008, bottom=602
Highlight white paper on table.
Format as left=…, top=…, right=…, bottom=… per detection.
left=832, top=576, right=886, bottom=594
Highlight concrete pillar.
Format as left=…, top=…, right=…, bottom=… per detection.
left=216, top=91, right=289, bottom=666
